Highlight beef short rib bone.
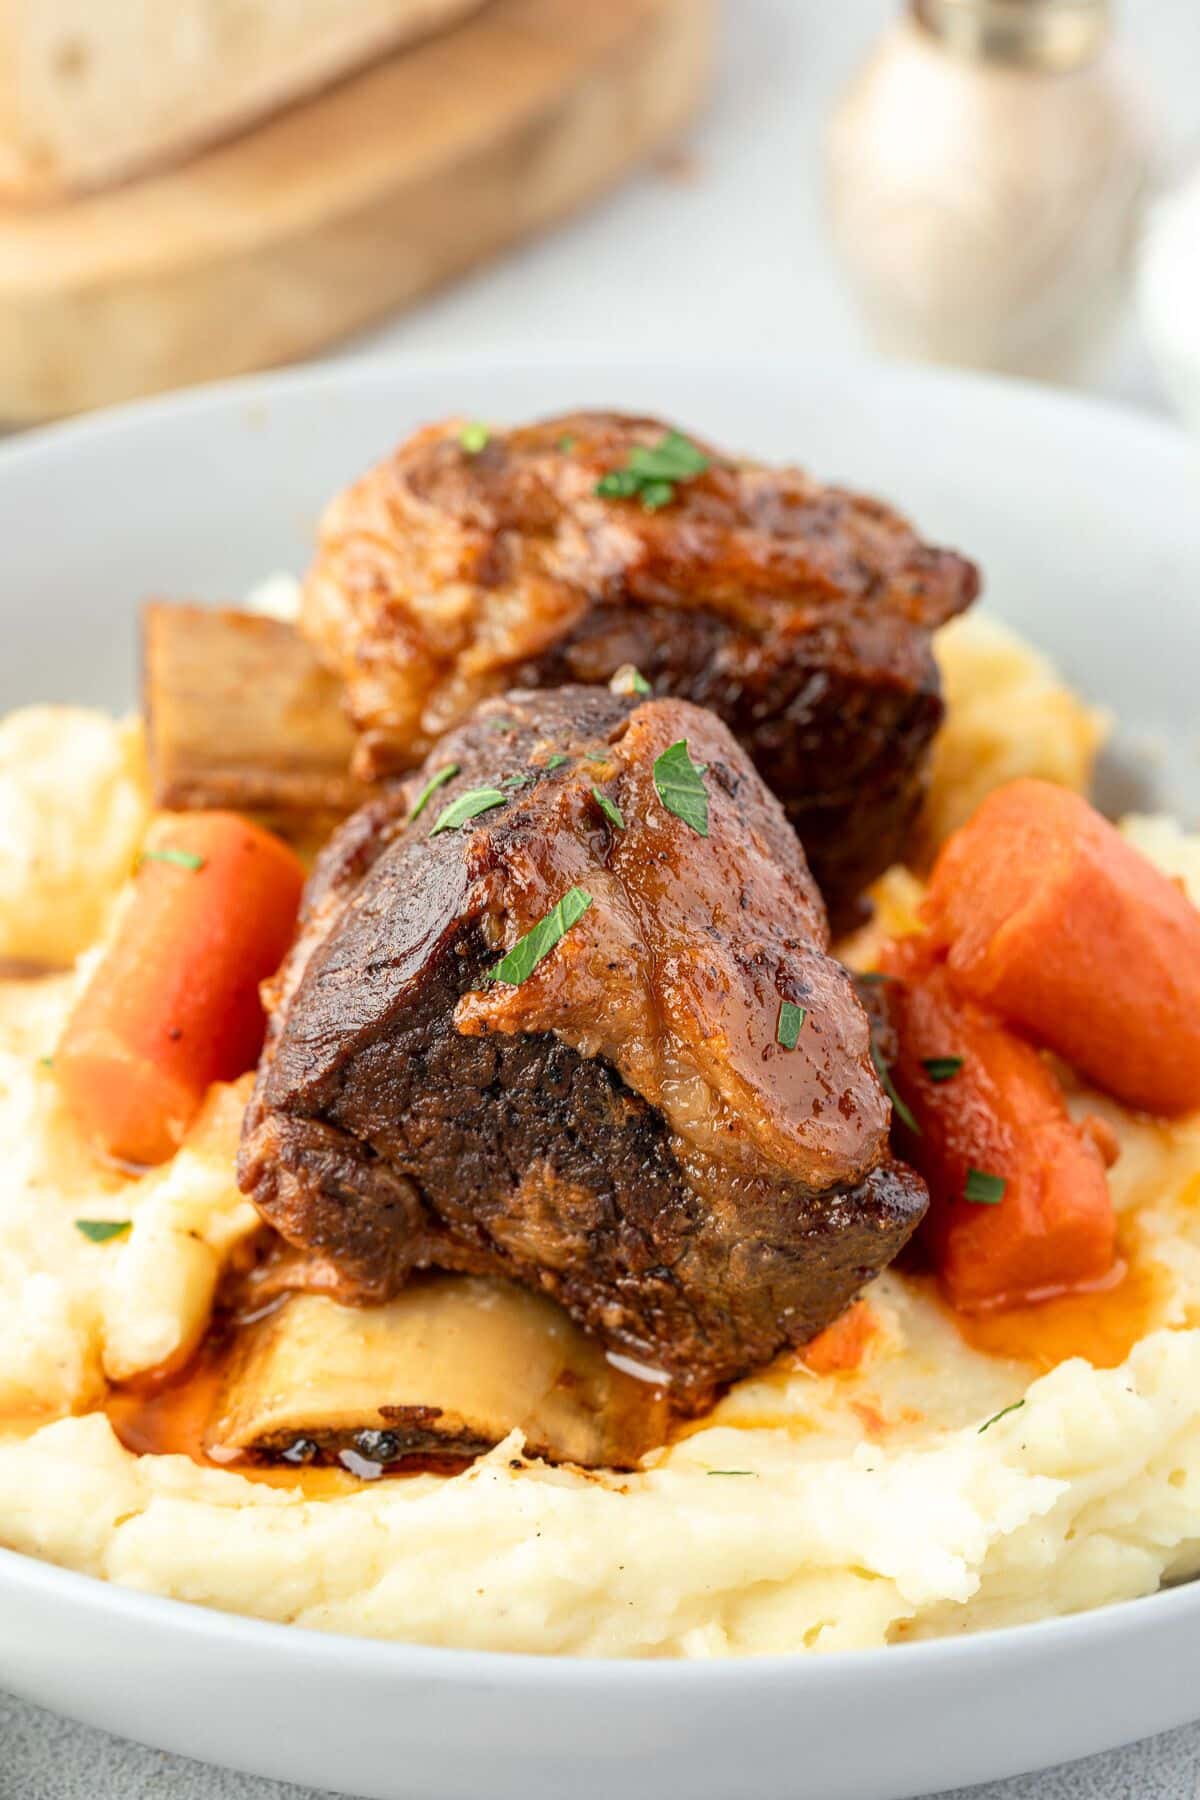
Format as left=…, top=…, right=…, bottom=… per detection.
left=239, top=687, right=928, bottom=1405
left=143, top=602, right=374, bottom=839
left=209, top=1280, right=672, bottom=1473
left=302, top=411, right=980, bottom=926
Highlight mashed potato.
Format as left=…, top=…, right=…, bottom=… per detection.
left=2, top=615, right=1200, bottom=1658
left=921, top=613, right=1108, bottom=859
left=0, top=708, right=148, bottom=966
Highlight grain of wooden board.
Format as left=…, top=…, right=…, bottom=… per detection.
left=0, top=0, right=715, bottom=422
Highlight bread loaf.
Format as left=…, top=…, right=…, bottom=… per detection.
left=0, top=0, right=484, bottom=202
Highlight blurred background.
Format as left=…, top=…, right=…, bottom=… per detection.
left=2, top=0, right=1199, bottom=428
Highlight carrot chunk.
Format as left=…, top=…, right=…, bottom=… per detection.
left=879, top=938, right=1117, bottom=1311
left=57, top=812, right=304, bottom=1166
left=802, top=1300, right=878, bottom=1375
left=923, top=778, right=1200, bottom=1116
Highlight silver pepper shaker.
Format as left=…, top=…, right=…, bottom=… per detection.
left=826, top=0, right=1155, bottom=383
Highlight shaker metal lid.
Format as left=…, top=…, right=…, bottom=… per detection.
left=911, top=0, right=1110, bottom=71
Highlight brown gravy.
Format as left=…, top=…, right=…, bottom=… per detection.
left=100, top=1266, right=675, bottom=1487
left=940, top=1250, right=1162, bottom=1374
left=9, top=1243, right=1164, bottom=1493
left=104, top=1250, right=1164, bottom=1486
left=103, top=1335, right=471, bottom=1493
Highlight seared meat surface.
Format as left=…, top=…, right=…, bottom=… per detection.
left=239, top=687, right=928, bottom=1404
left=302, top=411, right=979, bottom=925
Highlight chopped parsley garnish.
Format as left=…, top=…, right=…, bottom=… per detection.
left=595, top=430, right=709, bottom=512
left=543, top=754, right=570, bottom=772
left=557, top=434, right=577, bottom=454
left=591, top=786, right=626, bottom=831
left=500, top=774, right=528, bottom=792
left=486, top=717, right=519, bottom=733
left=978, top=1399, right=1026, bottom=1434
left=965, top=1167, right=1007, bottom=1206
left=596, top=469, right=645, bottom=502
left=653, top=739, right=709, bottom=837
left=141, top=848, right=205, bottom=872
left=634, top=432, right=707, bottom=479
left=459, top=421, right=490, bottom=453
left=408, top=762, right=460, bottom=823
left=75, top=1219, right=131, bottom=1244
left=640, top=481, right=675, bottom=511
left=430, top=787, right=507, bottom=836
left=870, top=1038, right=921, bottom=1136
left=609, top=664, right=652, bottom=697
left=706, top=1469, right=756, bottom=1477
left=490, top=887, right=593, bottom=986
left=777, top=1001, right=807, bottom=1049
left=38, top=1055, right=54, bottom=1070
left=922, top=1056, right=964, bottom=1084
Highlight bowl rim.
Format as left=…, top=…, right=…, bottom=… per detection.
left=3, top=342, right=1196, bottom=476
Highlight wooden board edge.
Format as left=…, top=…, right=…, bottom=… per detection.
left=0, top=0, right=717, bottom=421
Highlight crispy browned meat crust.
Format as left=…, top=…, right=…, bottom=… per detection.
left=239, top=686, right=928, bottom=1404
left=302, top=411, right=979, bottom=925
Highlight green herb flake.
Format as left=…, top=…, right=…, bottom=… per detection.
left=596, top=469, right=638, bottom=500
left=594, top=430, right=709, bottom=513
left=141, top=848, right=205, bottom=872
left=591, top=786, right=625, bottom=831
left=486, top=717, right=519, bottom=733
left=629, top=431, right=709, bottom=481
left=609, top=664, right=652, bottom=697
left=978, top=1399, right=1026, bottom=1435
left=653, top=739, right=709, bottom=837
left=490, top=887, right=593, bottom=986
left=429, top=787, right=507, bottom=836
left=777, top=1001, right=807, bottom=1050
left=75, top=1219, right=131, bottom=1244
left=408, top=762, right=460, bottom=824
left=965, top=1167, right=1007, bottom=1206
left=543, top=754, right=570, bottom=772
left=706, top=1469, right=757, bottom=1477
left=870, top=1038, right=921, bottom=1136
left=459, top=422, right=490, bottom=454
left=639, top=480, right=676, bottom=512
left=38, top=1055, right=54, bottom=1070
left=557, top=434, right=577, bottom=454
left=922, top=1055, right=964, bottom=1084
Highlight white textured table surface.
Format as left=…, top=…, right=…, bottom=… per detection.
left=6, top=2, right=1200, bottom=1796
left=5, top=1685, right=1200, bottom=1800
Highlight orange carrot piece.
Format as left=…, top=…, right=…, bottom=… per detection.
left=923, top=778, right=1200, bottom=1116
left=879, top=938, right=1117, bottom=1312
left=57, top=813, right=304, bottom=1167
left=802, top=1301, right=878, bottom=1375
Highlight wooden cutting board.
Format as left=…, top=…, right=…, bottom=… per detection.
left=0, top=0, right=715, bottom=422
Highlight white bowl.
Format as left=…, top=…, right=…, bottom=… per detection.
left=3, top=353, right=1200, bottom=1800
